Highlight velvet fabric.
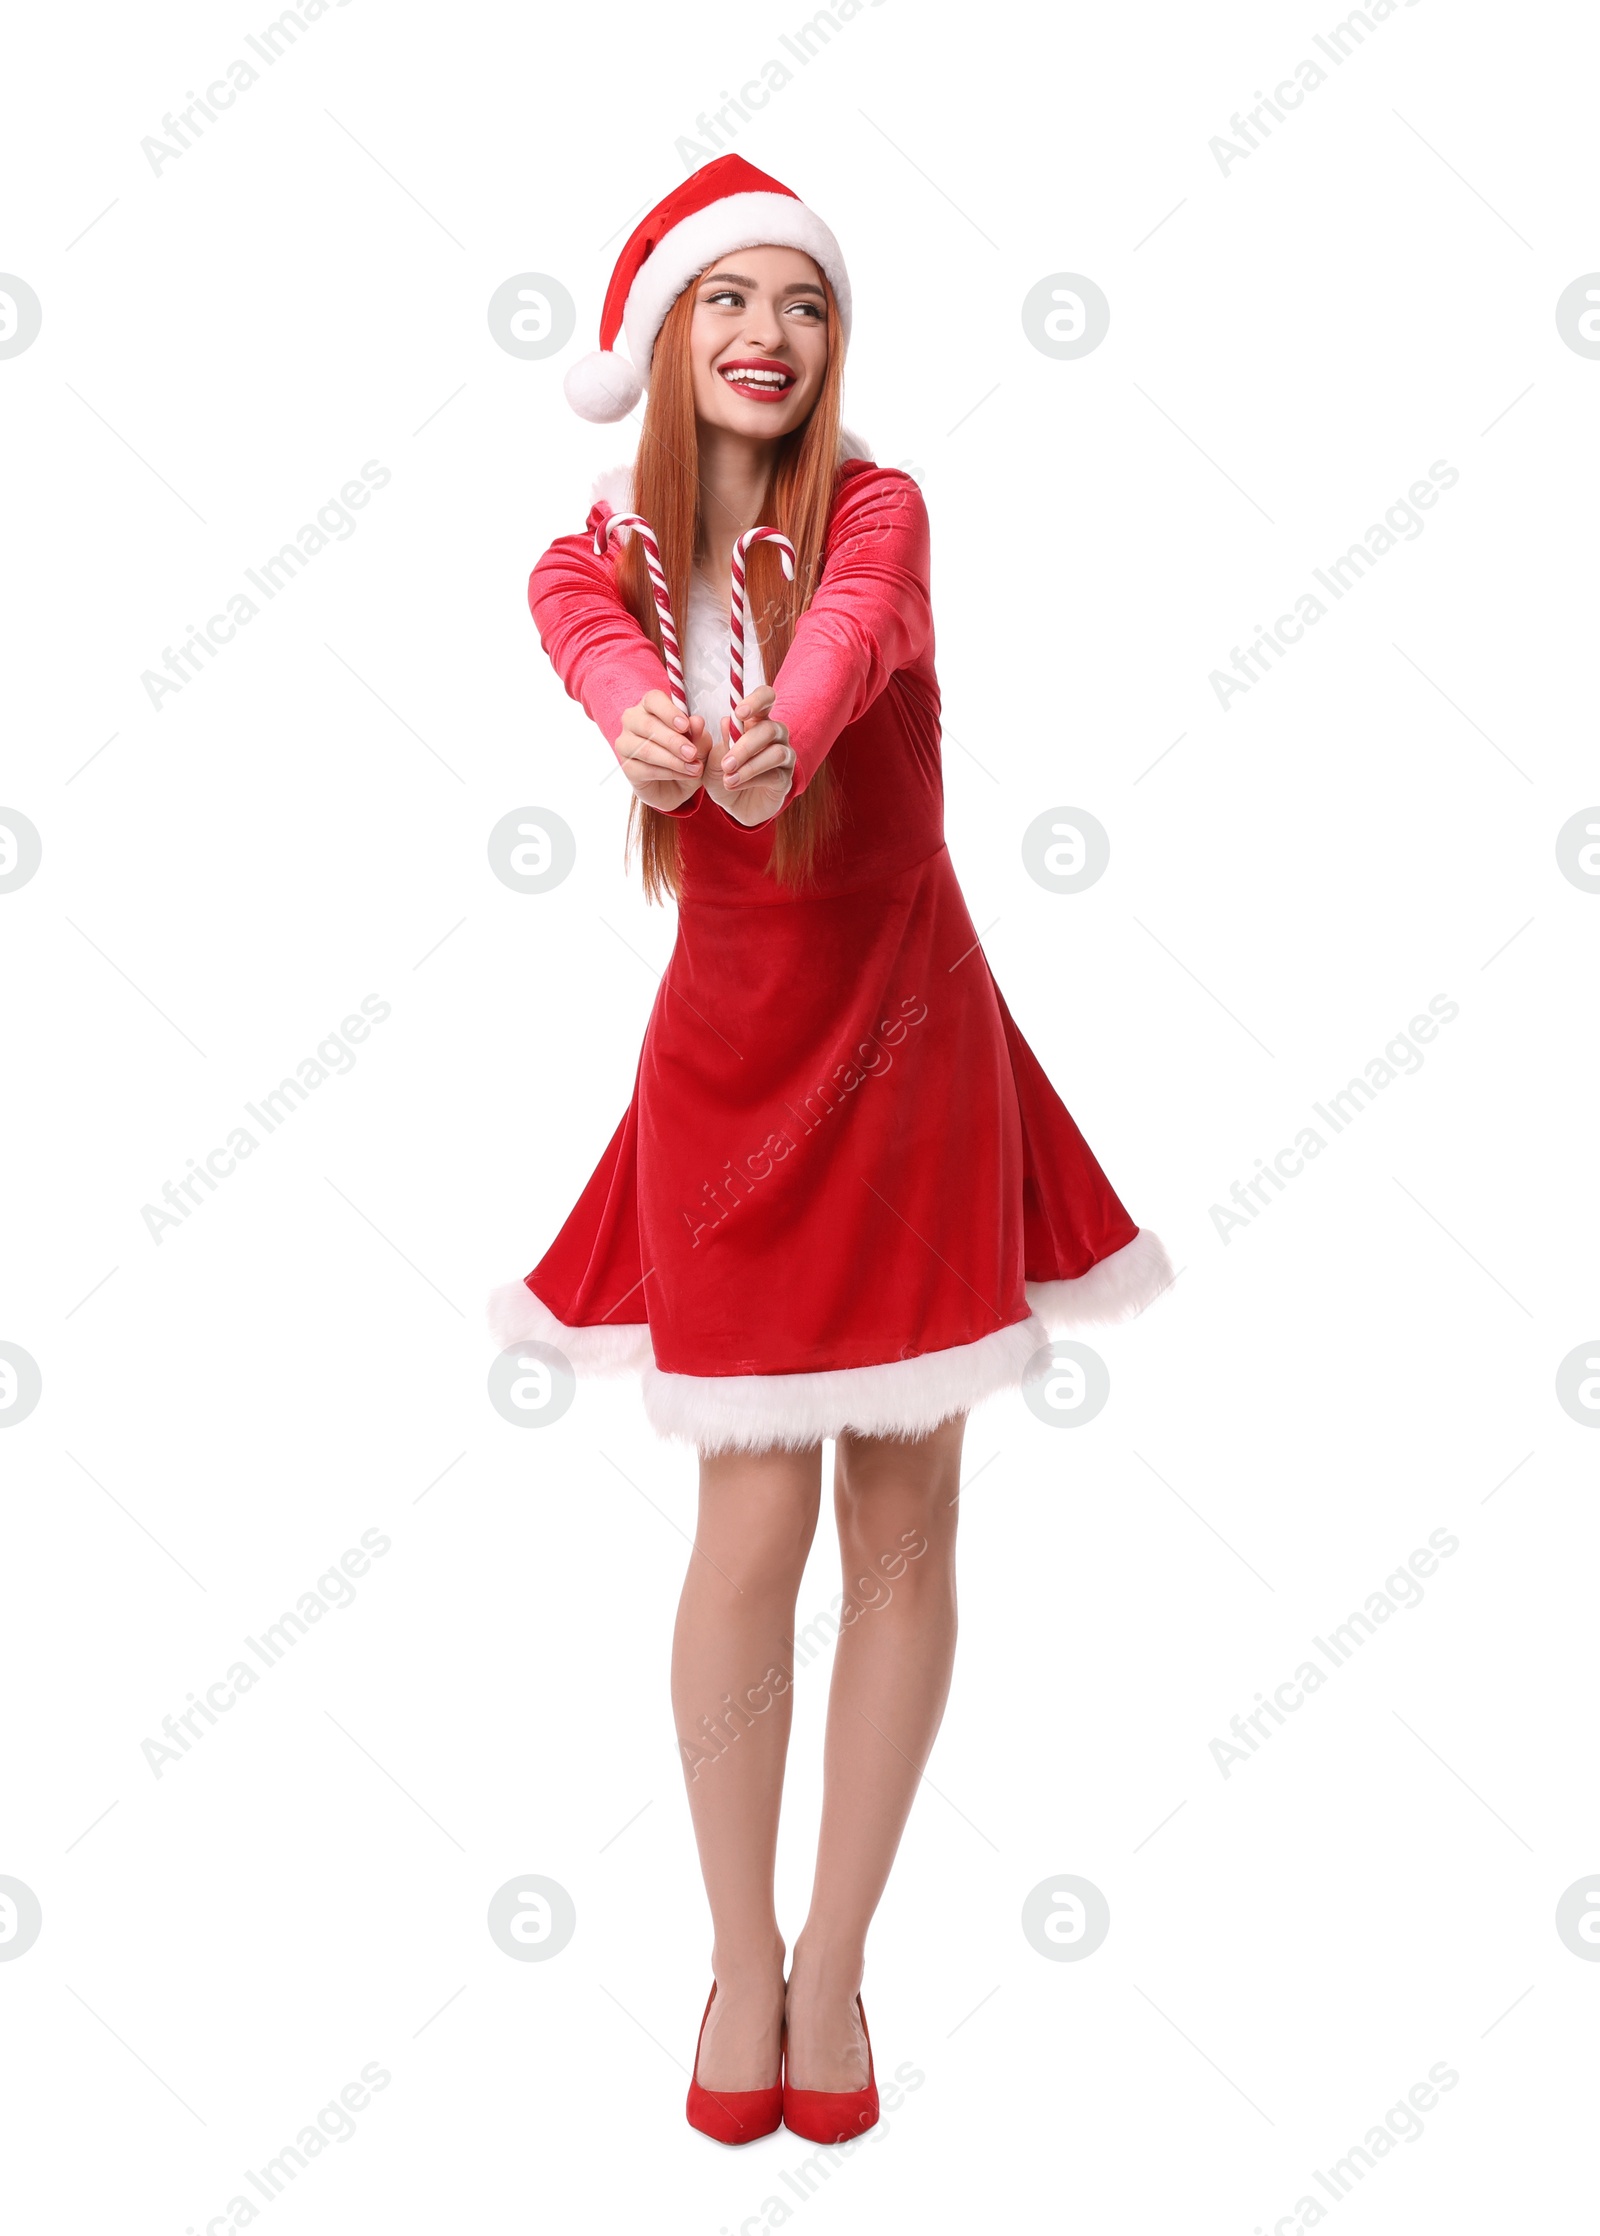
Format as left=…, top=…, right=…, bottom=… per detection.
left=501, top=460, right=1160, bottom=1425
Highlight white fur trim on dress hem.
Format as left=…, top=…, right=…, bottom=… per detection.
left=487, top=1278, right=1042, bottom=1443
left=488, top=1280, right=653, bottom=1374
left=643, top=1316, right=1049, bottom=1455
left=1026, top=1228, right=1176, bottom=1332
left=486, top=1230, right=1172, bottom=1455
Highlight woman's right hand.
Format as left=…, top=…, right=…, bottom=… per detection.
left=615, top=689, right=708, bottom=810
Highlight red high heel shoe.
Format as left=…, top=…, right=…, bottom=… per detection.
left=782, top=1992, right=879, bottom=2144
left=685, top=1982, right=785, bottom=2145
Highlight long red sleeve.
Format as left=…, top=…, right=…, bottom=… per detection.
left=526, top=508, right=670, bottom=761
left=768, top=466, right=933, bottom=799
left=526, top=467, right=933, bottom=814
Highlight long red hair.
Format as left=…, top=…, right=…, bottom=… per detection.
left=613, top=270, right=848, bottom=902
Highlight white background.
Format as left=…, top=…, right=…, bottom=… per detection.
left=3, top=0, right=1597, bottom=2229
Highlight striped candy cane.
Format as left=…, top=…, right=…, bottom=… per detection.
left=728, top=527, right=796, bottom=744
left=594, top=511, right=688, bottom=717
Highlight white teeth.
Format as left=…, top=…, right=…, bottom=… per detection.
left=720, top=367, right=790, bottom=387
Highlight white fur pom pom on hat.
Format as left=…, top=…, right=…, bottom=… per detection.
left=563, top=350, right=646, bottom=424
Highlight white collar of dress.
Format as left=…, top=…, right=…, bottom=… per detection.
left=590, top=427, right=874, bottom=516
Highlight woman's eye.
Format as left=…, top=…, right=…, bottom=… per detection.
left=703, top=290, right=819, bottom=315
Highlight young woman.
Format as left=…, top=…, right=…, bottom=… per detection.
left=491, top=155, right=1171, bottom=2145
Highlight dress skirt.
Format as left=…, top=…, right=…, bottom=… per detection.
left=490, top=838, right=1172, bottom=1452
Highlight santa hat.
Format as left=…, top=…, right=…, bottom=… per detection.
left=563, top=153, right=852, bottom=424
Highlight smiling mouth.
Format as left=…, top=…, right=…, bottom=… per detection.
left=718, top=360, right=797, bottom=401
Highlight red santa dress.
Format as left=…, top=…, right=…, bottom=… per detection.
left=489, top=448, right=1172, bottom=1452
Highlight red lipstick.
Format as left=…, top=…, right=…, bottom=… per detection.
left=716, top=356, right=798, bottom=402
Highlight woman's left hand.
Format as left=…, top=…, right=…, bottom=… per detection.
left=717, top=686, right=796, bottom=825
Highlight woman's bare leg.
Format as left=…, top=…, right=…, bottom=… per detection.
left=784, top=1412, right=965, bottom=2087
left=672, top=1440, right=822, bottom=2089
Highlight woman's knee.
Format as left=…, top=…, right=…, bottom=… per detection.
left=694, top=1444, right=822, bottom=1591
left=834, top=1416, right=964, bottom=1556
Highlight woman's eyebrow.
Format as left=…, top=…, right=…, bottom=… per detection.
left=700, top=270, right=826, bottom=297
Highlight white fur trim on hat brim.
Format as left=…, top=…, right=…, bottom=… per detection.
left=622, top=191, right=852, bottom=375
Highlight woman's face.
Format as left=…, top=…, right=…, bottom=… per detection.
left=687, top=245, right=829, bottom=440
